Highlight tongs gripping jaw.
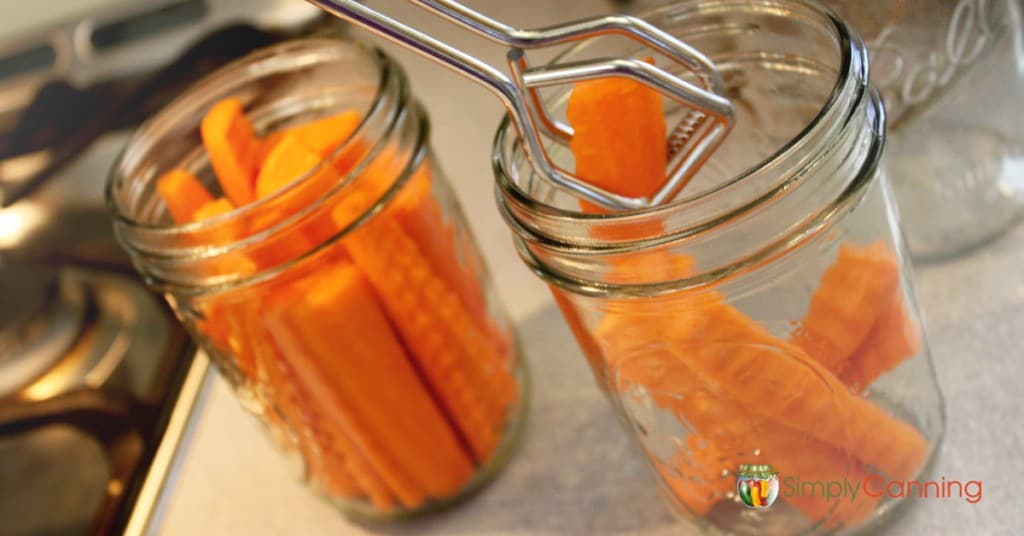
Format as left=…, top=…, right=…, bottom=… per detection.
left=510, top=52, right=734, bottom=210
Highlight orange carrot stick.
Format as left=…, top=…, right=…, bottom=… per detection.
left=678, top=297, right=929, bottom=481
left=566, top=57, right=667, bottom=213
left=265, top=287, right=419, bottom=509
left=275, top=262, right=476, bottom=499
left=191, top=197, right=234, bottom=221
left=201, top=97, right=260, bottom=206
left=156, top=168, right=214, bottom=224
left=840, top=294, right=922, bottom=391
left=612, top=340, right=882, bottom=527
left=598, top=283, right=929, bottom=477
left=255, top=131, right=286, bottom=166
left=793, top=242, right=901, bottom=372
left=341, top=215, right=517, bottom=463
left=199, top=290, right=371, bottom=503
left=254, top=111, right=362, bottom=181
left=255, top=133, right=323, bottom=199
left=188, top=197, right=371, bottom=503
left=280, top=110, right=362, bottom=158
left=378, top=160, right=510, bottom=359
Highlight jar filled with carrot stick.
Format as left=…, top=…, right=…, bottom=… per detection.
left=107, top=39, right=524, bottom=519
left=494, top=1, right=943, bottom=533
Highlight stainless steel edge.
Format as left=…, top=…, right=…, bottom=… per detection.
left=123, top=350, right=213, bottom=536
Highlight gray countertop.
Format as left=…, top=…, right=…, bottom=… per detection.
left=156, top=1, right=1024, bottom=534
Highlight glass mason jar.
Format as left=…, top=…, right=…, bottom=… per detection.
left=494, top=1, right=944, bottom=534
left=107, top=39, right=525, bottom=519
left=826, top=0, right=1024, bottom=259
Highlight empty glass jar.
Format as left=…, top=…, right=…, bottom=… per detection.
left=495, top=1, right=944, bottom=533
left=108, top=39, right=524, bottom=519
left=827, top=0, right=1024, bottom=259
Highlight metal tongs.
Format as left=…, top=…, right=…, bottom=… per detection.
left=307, top=0, right=735, bottom=210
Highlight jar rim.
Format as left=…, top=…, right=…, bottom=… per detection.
left=105, top=38, right=391, bottom=235
left=104, top=38, right=432, bottom=296
left=492, top=0, right=872, bottom=252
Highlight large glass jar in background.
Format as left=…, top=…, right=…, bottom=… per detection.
left=495, top=1, right=944, bottom=534
left=826, top=0, right=1024, bottom=259
left=624, top=0, right=1024, bottom=259
left=107, top=39, right=524, bottom=519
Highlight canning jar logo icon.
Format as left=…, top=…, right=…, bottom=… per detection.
left=737, top=464, right=779, bottom=508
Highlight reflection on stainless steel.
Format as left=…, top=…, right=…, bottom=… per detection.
left=0, top=262, right=85, bottom=395
left=16, top=268, right=179, bottom=402
left=0, top=149, right=50, bottom=183
left=0, top=0, right=321, bottom=129
left=0, top=425, right=110, bottom=535
left=0, top=201, right=47, bottom=247
left=0, top=263, right=190, bottom=535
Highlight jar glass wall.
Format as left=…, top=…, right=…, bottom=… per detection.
left=108, top=39, right=524, bottom=519
left=827, top=0, right=1024, bottom=259
left=494, top=1, right=943, bottom=533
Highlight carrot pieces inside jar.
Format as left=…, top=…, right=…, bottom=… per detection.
left=156, top=103, right=518, bottom=511
left=564, top=68, right=930, bottom=528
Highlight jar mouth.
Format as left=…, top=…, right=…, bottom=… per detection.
left=104, top=38, right=430, bottom=294
left=493, top=0, right=872, bottom=253
left=106, top=39, right=392, bottom=234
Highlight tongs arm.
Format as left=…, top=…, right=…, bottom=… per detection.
left=410, top=0, right=726, bottom=93
left=307, top=0, right=518, bottom=102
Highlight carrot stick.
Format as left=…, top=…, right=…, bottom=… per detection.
left=379, top=160, right=511, bottom=359
left=279, top=110, right=362, bottom=158
left=735, top=420, right=880, bottom=528
left=198, top=290, right=373, bottom=503
left=201, top=97, right=260, bottom=206
left=191, top=197, right=234, bottom=221
left=255, top=131, right=286, bottom=166
left=156, top=168, right=214, bottom=224
left=793, top=242, right=901, bottom=372
left=599, top=274, right=734, bottom=518
left=267, top=274, right=427, bottom=509
left=840, top=294, right=922, bottom=391
left=675, top=296, right=929, bottom=481
left=389, top=164, right=488, bottom=321
left=598, top=284, right=929, bottom=476
left=254, top=111, right=362, bottom=184
left=239, top=296, right=373, bottom=502
left=249, top=133, right=351, bottom=269
left=566, top=57, right=667, bottom=214
left=612, top=341, right=882, bottom=527
left=265, top=288, right=417, bottom=509
left=340, top=215, right=517, bottom=463
left=255, top=133, right=323, bottom=199
left=275, top=262, right=476, bottom=499
left=188, top=199, right=374, bottom=504
left=673, top=369, right=880, bottom=528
